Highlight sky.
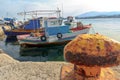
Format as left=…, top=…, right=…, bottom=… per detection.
left=1, top=0, right=120, bottom=20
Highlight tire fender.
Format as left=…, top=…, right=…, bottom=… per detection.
left=41, top=36, right=46, bottom=41
left=57, top=33, right=62, bottom=39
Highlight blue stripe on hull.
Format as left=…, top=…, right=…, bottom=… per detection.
left=4, top=31, right=30, bottom=36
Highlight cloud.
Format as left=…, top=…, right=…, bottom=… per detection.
left=0, top=0, right=120, bottom=20
left=58, top=0, right=120, bottom=16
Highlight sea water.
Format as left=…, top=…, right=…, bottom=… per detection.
left=80, top=18, right=120, bottom=41
left=0, top=18, right=120, bottom=61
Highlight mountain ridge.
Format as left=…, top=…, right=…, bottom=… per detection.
left=76, top=11, right=120, bottom=19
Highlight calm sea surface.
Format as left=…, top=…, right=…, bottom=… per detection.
left=80, top=18, right=120, bottom=41
left=0, top=18, right=120, bottom=61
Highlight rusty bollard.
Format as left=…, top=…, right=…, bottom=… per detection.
left=61, top=34, right=120, bottom=80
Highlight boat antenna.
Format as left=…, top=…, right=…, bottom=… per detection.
left=23, top=10, right=26, bottom=22
left=56, top=7, right=61, bottom=18
left=62, top=3, right=64, bottom=18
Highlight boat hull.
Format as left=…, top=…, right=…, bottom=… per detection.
left=4, top=31, right=30, bottom=36
left=3, top=28, right=43, bottom=36
left=19, top=27, right=91, bottom=48
left=20, top=39, right=71, bottom=48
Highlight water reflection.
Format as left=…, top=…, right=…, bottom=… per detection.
left=5, top=36, right=19, bottom=45
left=2, top=36, right=65, bottom=61
left=19, top=46, right=64, bottom=61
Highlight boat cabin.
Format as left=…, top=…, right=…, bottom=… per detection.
left=44, top=17, right=69, bottom=36
left=47, top=18, right=61, bottom=27
left=40, top=17, right=63, bottom=27
left=23, top=18, right=41, bottom=30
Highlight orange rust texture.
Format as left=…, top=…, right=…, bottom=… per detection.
left=74, top=65, right=101, bottom=77
left=61, top=64, right=118, bottom=80
left=64, top=34, right=120, bottom=67
left=64, top=34, right=120, bottom=57
left=63, top=34, right=120, bottom=80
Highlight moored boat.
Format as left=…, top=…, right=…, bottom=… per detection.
left=18, top=17, right=91, bottom=48
left=2, top=18, right=42, bottom=36
left=2, top=9, right=61, bottom=37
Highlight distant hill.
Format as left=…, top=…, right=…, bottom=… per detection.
left=76, top=11, right=120, bottom=19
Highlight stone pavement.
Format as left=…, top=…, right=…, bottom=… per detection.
left=0, top=49, right=68, bottom=80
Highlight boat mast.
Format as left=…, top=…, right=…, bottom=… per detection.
left=17, top=9, right=61, bottom=17
left=23, top=10, right=26, bottom=22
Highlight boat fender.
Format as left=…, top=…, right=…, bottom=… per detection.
left=57, top=33, right=62, bottom=39
left=41, top=36, right=46, bottom=41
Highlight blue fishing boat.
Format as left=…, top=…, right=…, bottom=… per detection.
left=18, top=17, right=91, bottom=48
left=2, top=18, right=42, bottom=36
left=2, top=9, right=62, bottom=37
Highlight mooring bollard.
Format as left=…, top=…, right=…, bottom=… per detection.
left=61, top=34, right=120, bottom=80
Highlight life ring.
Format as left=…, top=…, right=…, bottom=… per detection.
left=41, top=36, right=46, bottom=41
left=57, top=33, right=62, bottom=39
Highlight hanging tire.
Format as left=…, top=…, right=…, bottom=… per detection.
left=57, top=33, right=62, bottom=39
left=41, top=36, right=46, bottom=41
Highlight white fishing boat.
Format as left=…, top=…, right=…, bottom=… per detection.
left=18, top=17, right=91, bottom=48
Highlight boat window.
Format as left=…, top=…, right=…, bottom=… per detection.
left=48, top=20, right=60, bottom=27
left=70, top=22, right=77, bottom=28
left=51, top=21, right=57, bottom=25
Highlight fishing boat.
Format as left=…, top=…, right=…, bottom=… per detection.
left=2, top=9, right=61, bottom=37
left=2, top=18, right=42, bottom=36
left=18, top=17, right=91, bottom=48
